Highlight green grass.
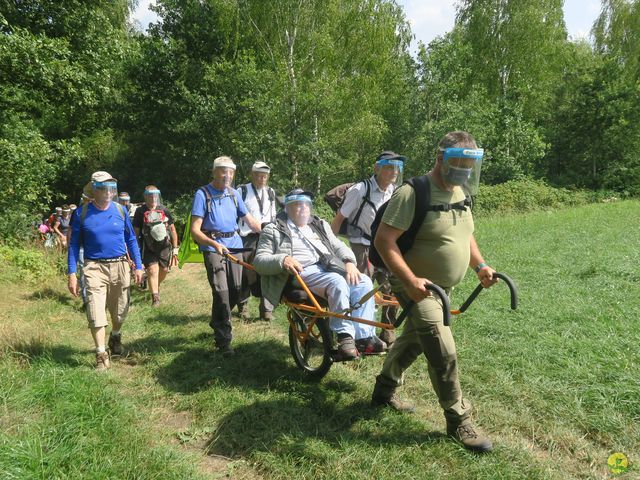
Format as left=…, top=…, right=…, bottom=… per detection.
left=1, top=200, right=638, bottom=479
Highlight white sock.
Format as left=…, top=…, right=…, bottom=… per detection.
left=96, top=346, right=106, bottom=354
left=111, top=330, right=120, bottom=336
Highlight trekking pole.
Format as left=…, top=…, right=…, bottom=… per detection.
left=219, top=248, right=255, bottom=270
left=451, top=272, right=517, bottom=314
left=394, top=283, right=450, bottom=328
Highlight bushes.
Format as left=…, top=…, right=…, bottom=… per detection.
left=0, top=244, right=60, bottom=282
left=472, top=178, right=619, bottom=217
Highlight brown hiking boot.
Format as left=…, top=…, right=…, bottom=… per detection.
left=379, top=327, right=396, bottom=347
left=335, top=335, right=359, bottom=361
left=447, top=420, right=493, bottom=453
left=151, top=293, right=160, bottom=307
left=96, top=351, right=110, bottom=372
left=219, top=344, right=235, bottom=356
left=260, top=311, right=273, bottom=322
left=108, top=333, right=123, bottom=356
left=239, top=303, right=250, bottom=321
left=371, top=376, right=415, bottom=413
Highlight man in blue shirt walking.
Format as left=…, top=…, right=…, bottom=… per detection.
left=190, top=156, right=262, bottom=355
left=67, top=171, right=144, bottom=371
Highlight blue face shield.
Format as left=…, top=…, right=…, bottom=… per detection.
left=375, top=158, right=404, bottom=187
left=441, top=148, right=484, bottom=194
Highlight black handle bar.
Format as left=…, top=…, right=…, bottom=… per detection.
left=455, top=272, right=517, bottom=314
left=394, top=283, right=450, bottom=328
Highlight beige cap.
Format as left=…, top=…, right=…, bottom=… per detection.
left=212, top=156, right=236, bottom=170
left=91, top=171, right=117, bottom=182
left=252, top=161, right=271, bottom=173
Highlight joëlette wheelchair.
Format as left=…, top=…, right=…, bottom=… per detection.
left=224, top=252, right=517, bottom=379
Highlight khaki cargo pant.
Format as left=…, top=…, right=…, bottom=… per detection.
left=378, top=290, right=472, bottom=423
left=84, top=260, right=131, bottom=328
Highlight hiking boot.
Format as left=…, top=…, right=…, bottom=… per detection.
left=151, top=293, right=160, bottom=307
left=379, top=327, right=396, bottom=347
left=355, top=335, right=387, bottom=355
left=218, top=344, right=235, bottom=356
left=335, top=335, right=359, bottom=361
left=447, top=420, right=493, bottom=453
left=371, top=376, right=415, bottom=413
left=108, top=333, right=123, bottom=356
left=239, top=303, right=251, bottom=321
left=260, top=311, right=274, bottom=322
left=96, top=351, right=110, bottom=372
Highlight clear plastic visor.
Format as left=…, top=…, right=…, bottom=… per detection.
left=92, top=181, right=118, bottom=202
left=144, top=190, right=162, bottom=209
left=285, top=199, right=313, bottom=227
left=376, top=159, right=404, bottom=188
left=442, top=148, right=484, bottom=195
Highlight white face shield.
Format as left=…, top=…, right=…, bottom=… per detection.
left=375, top=158, right=404, bottom=188
left=441, top=148, right=484, bottom=195
left=92, top=181, right=118, bottom=203
left=144, top=188, right=162, bottom=209
left=285, top=195, right=313, bottom=227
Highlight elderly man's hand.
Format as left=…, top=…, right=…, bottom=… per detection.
left=344, top=262, right=361, bottom=285
left=283, top=256, right=303, bottom=275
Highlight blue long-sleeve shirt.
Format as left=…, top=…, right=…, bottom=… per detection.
left=67, top=202, right=142, bottom=274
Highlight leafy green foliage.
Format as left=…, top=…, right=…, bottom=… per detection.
left=1, top=0, right=640, bottom=242
left=472, top=178, right=607, bottom=217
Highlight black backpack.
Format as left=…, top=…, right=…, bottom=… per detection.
left=369, top=176, right=472, bottom=269
left=324, top=179, right=375, bottom=237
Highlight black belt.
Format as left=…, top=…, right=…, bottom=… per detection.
left=203, top=230, right=238, bottom=239
left=89, top=255, right=128, bottom=264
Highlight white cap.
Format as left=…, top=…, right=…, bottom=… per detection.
left=252, top=161, right=271, bottom=173
left=212, top=156, right=236, bottom=170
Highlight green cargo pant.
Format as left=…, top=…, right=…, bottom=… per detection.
left=378, top=290, right=472, bottom=423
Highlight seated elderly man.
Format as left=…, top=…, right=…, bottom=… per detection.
left=254, top=188, right=386, bottom=359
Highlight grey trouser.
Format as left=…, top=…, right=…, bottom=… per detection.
left=203, top=251, right=242, bottom=348
left=350, top=242, right=397, bottom=325
left=239, top=233, right=274, bottom=314
left=378, top=290, right=472, bottom=423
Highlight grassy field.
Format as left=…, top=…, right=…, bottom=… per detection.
left=1, top=200, right=638, bottom=479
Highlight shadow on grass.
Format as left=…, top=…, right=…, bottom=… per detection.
left=148, top=312, right=210, bottom=327
left=151, top=336, right=339, bottom=394
left=25, top=287, right=75, bottom=307
left=3, top=338, right=82, bottom=367
left=206, top=397, right=447, bottom=458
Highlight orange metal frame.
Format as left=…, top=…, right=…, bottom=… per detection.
left=224, top=253, right=400, bottom=340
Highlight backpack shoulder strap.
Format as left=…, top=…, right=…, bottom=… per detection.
left=114, top=202, right=125, bottom=221
left=239, top=184, right=248, bottom=201
left=199, top=186, right=212, bottom=215
left=80, top=203, right=89, bottom=226
left=350, top=179, right=376, bottom=235
left=406, top=175, right=431, bottom=235
left=268, top=187, right=275, bottom=202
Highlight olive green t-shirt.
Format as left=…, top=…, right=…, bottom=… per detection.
left=381, top=176, right=474, bottom=288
